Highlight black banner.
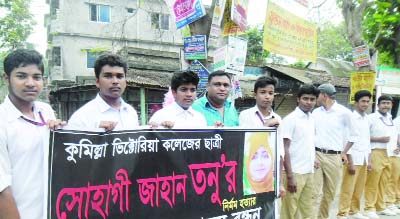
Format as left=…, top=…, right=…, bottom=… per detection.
left=48, top=129, right=277, bottom=219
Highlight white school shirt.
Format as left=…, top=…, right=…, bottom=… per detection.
left=0, top=96, right=55, bottom=219
left=369, top=112, right=398, bottom=157
left=394, top=117, right=400, bottom=141
left=238, top=105, right=284, bottom=159
left=347, top=110, right=371, bottom=165
left=149, top=102, right=207, bottom=128
left=313, top=101, right=358, bottom=151
left=66, top=94, right=139, bottom=131
left=281, top=107, right=315, bottom=174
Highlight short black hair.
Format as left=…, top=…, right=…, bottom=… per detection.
left=378, top=94, right=393, bottom=104
left=208, top=70, right=231, bottom=82
left=254, top=76, right=277, bottom=93
left=94, top=53, right=127, bottom=78
left=171, top=70, right=199, bottom=91
left=4, top=49, right=44, bottom=76
left=297, top=84, right=319, bottom=98
left=354, top=90, right=372, bottom=102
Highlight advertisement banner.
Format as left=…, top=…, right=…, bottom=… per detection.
left=223, top=0, right=245, bottom=36
left=213, top=45, right=228, bottom=71
left=352, top=45, right=371, bottom=68
left=350, top=72, right=376, bottom=103
left=263, top=1, right=317, bottom=62
left=184, top=35, right=207, bottom=60
left=48, top=129, right=278, bottom=219
left=377, top=66, right=400, bottom=88
left=189, top=60, right=210, bottom=96
left=226, top=36, right=248, bottom=75
left=171, top=0, right=206, bottom=29
left=231, top=0, right=249, bottom=32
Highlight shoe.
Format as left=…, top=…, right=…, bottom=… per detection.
left=363, top=211, right=380, bottom=219
left=388, top=205, right=400, bottom=214
left=377, top=208, right=396, bottom=216
left=349, top=212, right=369, bottom=219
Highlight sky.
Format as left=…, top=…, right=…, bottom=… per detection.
left=26, top=0, right=343, bottom=55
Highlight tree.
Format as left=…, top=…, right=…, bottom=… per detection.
left=245, top=27, right=269, bottom=65
left=363, top=1, right=400, bottom=67
left=318, top=22, right=353, bottom=61
left=0, top=0, right=35, bottom=50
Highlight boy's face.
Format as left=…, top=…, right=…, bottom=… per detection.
left=5, top=64, right=44, bottom=104
left=96, top=65, right=126, bottom=100
left=355, top=96, right=370, bottom=113
left=298, top=94, right=316, bottom=113
left=255, top=84, right=274, bottom=110
left=172, top=83, right=197, bottom=110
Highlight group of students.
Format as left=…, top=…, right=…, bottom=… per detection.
left=0, top=48, right=399, bottom=219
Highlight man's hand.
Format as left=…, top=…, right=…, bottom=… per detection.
left=348, top=164, right=356, bottom=175
left=380, top=136, right=390, bottom=143
left=314, top=158, right=320, bottom=169
left=47, top=119, right=67, bottom=130
left=213, top=121, right=224, bottom=128
left=160, top=121, right=174, bottom=129
left=264, top=118, right=280, bottom=127
left=278, top=184, right=286, bottom=198
left=99, top=121, right=118, bottom=132
left=0, top=187, right=20, bottom=219
left=286, top=175, right=297, bottom=193
left=341, top=152, right=348, bottom=164
left=367, top=162, right=373, bottom=172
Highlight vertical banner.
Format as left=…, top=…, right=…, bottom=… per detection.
left=352, top=45, right=371, bottom=68
left=48, top=129, right=278, bottom=219
left=226, top=36, right=248, bottom=75
left=377, top=66, right=400, bottom=88
left=350, top=72, right=376, bottom=103
left=184, top=35, right=207, bottom=60
left=169, top=0, right=206, bottom=29
left=189, top=60, right=210, bottom=96
left=263, top=1, right=317, bottom=62
left=213, top=45, right=228, bottom=71
left=230, top=0, right=249, bottom=32
left=223, top=0, right=245, bottom=36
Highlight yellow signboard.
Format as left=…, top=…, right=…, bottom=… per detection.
left=350, top=72, right=376, bottom=103
left=263, top=1, right=317, bottom=62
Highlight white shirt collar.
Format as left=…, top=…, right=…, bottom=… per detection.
left=293, top=107, right=311, bottom=118
left=94, top=94, right=129, bottom=113
left=171, top=101, right=195, bottom=116
left=4, top=95, right=45, bottom=123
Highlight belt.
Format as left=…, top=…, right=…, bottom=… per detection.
left=315, top=147, right=341, bottom=155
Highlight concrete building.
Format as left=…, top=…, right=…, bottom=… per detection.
left=46, top=0, right=183, bottom=81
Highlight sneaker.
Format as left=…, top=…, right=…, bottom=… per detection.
left=377, top=208, right=397, bottom=216
left=388, top=205, right=400, bottom=214
left=350, top=213, right=369, bottom=219
left=363, top=211, right=380, bottom=219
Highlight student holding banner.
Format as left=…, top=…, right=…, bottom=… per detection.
left=238, top=76, right=284, bottom=219
left=67, top=54, right=139, bottom=131
left=192, top=70, right=239, bottom=127
left=149, top=70, right=207, bottom=128
left=336, top=90, right=372, bottom=219
left=364, top=95, right=399, bottom=218
left=0, top=49, right=65, bottom=219
left=280, top=84, right=319, bottom=219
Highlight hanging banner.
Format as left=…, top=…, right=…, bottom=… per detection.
left=231, top=0, right=249, bottom=32
left=352, top=45, right=371, bottom=68
left=350, top=72, right=376, bottom=103
left=263, top=1, right=317, bottom=62
left=226, top=36, right=248, bottom=75
left=223, top=0, right=245, bottom=36
left=377, top=66, right=400, bottom=88
left=212, top=0, right=227, bottom=27
left=184, top=35, right=207, bottom=60
left=189, top=60, right=210, bottom=96
left=170, top=0, right=206, bottom=29
left=213, top=45, right=228, bottom=71
left=48, top=129, right=278, bottom=219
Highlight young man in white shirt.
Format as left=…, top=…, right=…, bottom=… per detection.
left=364, top=95, right=399, bottom=217
left=67, top=54, right=139, bottom=131
left=149, top=70, right=207, bottom=128
left=337, top=90, right=372, bottom=219
left=0, top=49, right=65, bottom=219
left=281, top=84, right=319, bottom=219
left=313, top=83, right=358, bottom=219
left=239, top=76, right=284, bottom=219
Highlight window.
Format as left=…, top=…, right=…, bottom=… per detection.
left=89, top=4, right=110, bottom=23
left=52, top=47, right=61, bottom=66
left=87, top=51, right=101, bottom=68
left=151, top=13, right=169, bottom=30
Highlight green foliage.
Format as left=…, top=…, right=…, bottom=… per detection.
left=290, top=61, right=307, bottom=69
left=363, top=0, right=400, bottom=67
left=317, top=22, right=353, bottom=61
left=245, top=27, right=270, bottom=65
left=0, top=0, right=35, bottom=50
